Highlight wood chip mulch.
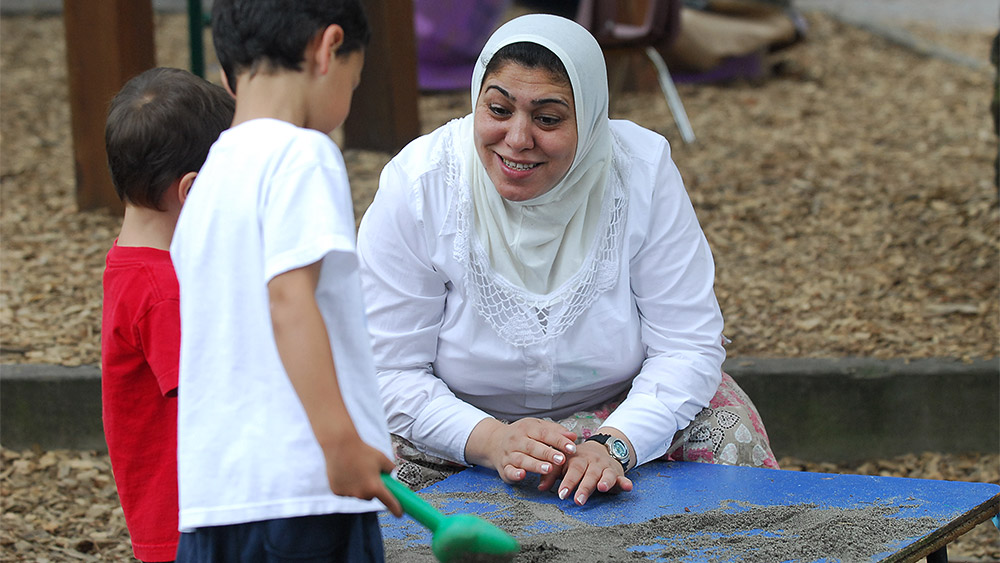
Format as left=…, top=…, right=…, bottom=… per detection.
left=0, top=9, right=997, bottom=563
left=2, top=448, right=997, bottom=562
left=0, top=12, right=997, bottom=366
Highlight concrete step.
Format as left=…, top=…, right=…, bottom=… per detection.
left=728, top=357, right=999, bottom=462
left=2, top=358, right=997, bottom=462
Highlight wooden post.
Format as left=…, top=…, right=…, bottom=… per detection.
left=342, top=0, right=420, bottom=153
left=63, top=0, right=156, bottom=213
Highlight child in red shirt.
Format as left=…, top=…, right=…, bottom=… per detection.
left=101, top=67, right=233, bottom=563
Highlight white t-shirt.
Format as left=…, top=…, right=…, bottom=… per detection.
left=357, top=118, right=725, bottom=470
left=171, top=118, right=392, bottom=531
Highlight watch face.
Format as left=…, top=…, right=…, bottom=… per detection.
left=609, top=439, right=629, bottom=460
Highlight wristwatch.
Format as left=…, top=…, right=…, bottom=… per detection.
left=585, top=434, right=631, bottom=473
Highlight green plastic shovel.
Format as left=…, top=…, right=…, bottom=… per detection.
left=381, top=473, right=520, bottom=562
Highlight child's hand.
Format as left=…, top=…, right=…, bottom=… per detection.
left=324, top=439, right=403, bottom=517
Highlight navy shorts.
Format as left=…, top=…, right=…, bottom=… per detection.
left=175, top=512, right=385, bottom=562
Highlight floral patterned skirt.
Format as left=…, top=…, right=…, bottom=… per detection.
left=392, top=372, right=779, bottom=490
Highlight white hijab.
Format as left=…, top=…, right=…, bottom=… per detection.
left=466, top=13, right=612, bottom=295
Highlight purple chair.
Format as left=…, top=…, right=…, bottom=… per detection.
left=575, top=0, right=695, bottom=143
left=414, top=0, right=511, bottom=91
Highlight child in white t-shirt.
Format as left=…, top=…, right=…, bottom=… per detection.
left=169, top=1, right=401, bottom=560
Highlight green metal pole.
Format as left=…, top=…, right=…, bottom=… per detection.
left=187, top=0, right=204, bottom=77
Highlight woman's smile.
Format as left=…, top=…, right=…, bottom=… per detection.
left=499, top=155, right=540, bottom=172
left=500, top=156, right=538, bottom=171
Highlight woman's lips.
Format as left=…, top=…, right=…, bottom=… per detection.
left=498, top=154, right=540, bottom=177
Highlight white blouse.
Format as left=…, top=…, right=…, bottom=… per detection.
left=357, top=118, right=725, bottom=470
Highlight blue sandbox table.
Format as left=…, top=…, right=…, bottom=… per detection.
left=380, top=461, right=999, bottom=562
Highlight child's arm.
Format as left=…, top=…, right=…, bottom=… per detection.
left=268, top=261, right=402, bottom=517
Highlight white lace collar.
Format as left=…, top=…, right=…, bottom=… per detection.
left=444, top=122, right=631, bottom=347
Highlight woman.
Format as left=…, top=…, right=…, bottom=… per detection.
left=357, top=13, right=777, bottom=505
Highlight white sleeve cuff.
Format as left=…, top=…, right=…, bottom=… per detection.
left=410, top=395, right=492, bottom=466
left=602, top=393, right=680, bottom=468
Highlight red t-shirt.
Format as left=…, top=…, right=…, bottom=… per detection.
left=101, top=242, right=180, bottom=562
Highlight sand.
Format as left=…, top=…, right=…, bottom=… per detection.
left=383, top=489, right=942, bottom=562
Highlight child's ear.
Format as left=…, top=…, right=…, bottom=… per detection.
left=219, top=70, right=236, bottom=99
left=177, top=171, right=198, bottom=205
left=315, top=24, right=345, bottom=75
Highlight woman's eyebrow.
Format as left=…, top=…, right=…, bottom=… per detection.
left=532, top=97, right=569, bottom=108
left=486, top=84, right=512, bottom=99
left=485, top=84, right=570, bottom=108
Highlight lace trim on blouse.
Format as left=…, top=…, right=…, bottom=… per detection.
left=448, top=123, right=630, bottom=347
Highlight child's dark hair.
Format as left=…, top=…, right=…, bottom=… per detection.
left=482, top=42, right=570, bottom=89
left=105, top=67, right=234, bottom=210
left=212, top=0, right=370, bottom=94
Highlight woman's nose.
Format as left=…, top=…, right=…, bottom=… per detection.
left=505, top=114, right=534, bottom=151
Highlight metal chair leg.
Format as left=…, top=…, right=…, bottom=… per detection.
left=187, top=0, right=204, bottom=77
left=644, top=46, right=695, bottom=144
left=927, top=546, right=948, bottom=563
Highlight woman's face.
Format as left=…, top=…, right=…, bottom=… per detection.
left=474, top=63, right=577, bottom=202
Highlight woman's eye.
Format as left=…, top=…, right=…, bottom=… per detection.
left=489, top=104, right=511, bottom=117
left=536, top=115, right=561, bottom=127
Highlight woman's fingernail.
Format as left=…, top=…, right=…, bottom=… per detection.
left=553, top=453, right=564, bottom=464
left=559, top=488, right=569, bottom=500
left=566, top=443, right=577, bottom=453
left=576, top=494, right=586, bottom=505
left=541, top=463, right=551, bottom=473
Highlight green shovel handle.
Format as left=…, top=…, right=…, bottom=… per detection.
left=381, top=473, right=445, bottom=532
